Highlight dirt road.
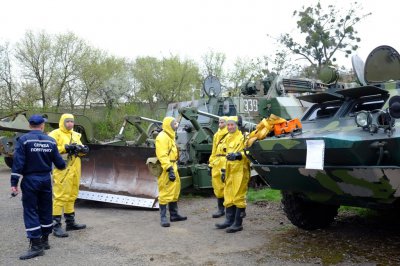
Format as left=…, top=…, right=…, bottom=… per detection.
left=1, top=166, right=400, bottom=265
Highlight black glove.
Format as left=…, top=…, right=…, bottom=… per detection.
left=208, top=166, right=212, bottom=176
left=168, top=166, right=176, bottom=182
left=226, top=152, right=242, bottom=161
left=79, top=145, right=89, bottom=155
left=221, top=169, right=226, bottom=183
left=65, top=144, right=76, bottom=154
left=65, top=144, right=89, bottom=156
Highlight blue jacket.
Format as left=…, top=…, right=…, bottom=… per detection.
left=10, top=130, right=66, bottom=187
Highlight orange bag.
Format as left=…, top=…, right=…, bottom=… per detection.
left=273, top=118, right=302, bottom=136
left=246, top=114, right=287, bottom=147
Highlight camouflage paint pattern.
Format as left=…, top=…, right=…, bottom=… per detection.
left=247, top=77, right=400, bottom=209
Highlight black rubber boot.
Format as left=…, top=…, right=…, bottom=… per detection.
left=53, top=215, right=69, bottom=238
left=41, top=235, right=50, bottom=250
left=215, top=206, right=236, bottom=229
left=169, top=202, right=187, bottom=222
left=19, top=238, right=44, bottom=260
left=212, top=198, right=225, bottom=218
left=159, top=204, right=170, bottom=227
left=226, top=207, right=244, bottom=233
left=64, top=212, right=86, bottom=231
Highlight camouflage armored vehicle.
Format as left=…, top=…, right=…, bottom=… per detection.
left=245, top=45, right=400, bottom=230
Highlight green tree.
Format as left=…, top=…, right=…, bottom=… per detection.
left=132, top=55, right=200, bottom=108
left=201, top=50, right=226, bottom=80
left=77, top=48, right=107, bottom=113
left=268, top=51, right=303, bottom=77
left=157, top=56, right=200, bottom=103
left=0, top=42, right=17, bottom=111
left=278, top=1, right=371, bottom=74
left=131, top=56, right=161, bottom=108
left=92, top=55, right=130, bottom=109
left=15, top=30, right=57, bottom=108
left=18, top=81, right=41, bottom=109
left=52, top=32, right=89, bottom=110
left=227, top=57, right=269, bottom=96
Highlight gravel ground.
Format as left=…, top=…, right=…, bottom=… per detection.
left=1, top=165, right=400, bottom=265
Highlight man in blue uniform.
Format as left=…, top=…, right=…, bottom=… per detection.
left=10, top=114, right=66, bottom=260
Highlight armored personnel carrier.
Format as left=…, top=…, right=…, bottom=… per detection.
left=246, top=45, right=400, bottom=230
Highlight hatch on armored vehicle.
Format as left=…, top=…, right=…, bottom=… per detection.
left=364, top=45, right=400, bottom=83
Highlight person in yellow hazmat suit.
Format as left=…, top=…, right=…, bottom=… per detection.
left=49, top=114, right=89, bottom=237
left=238, top=116, right=251, bottom=219
left=215, top=116, right=249, bottom=233
left=156, top=116, right=187, bottom=227
left=208, top=116, right=228, bottom=218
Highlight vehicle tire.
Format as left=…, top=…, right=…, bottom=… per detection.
left=281, top=191, right=339, bottom=230
left=4, top=157, right=13, bottom=169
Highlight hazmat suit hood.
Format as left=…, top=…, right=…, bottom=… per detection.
left=218, top=126, right=228, bottom=135
left=162, top=116, right=176, bottom=139
left=227, top=116, right=238, bottom=133
left=217, top=116, right=228, bottom=135
left=59, top=113, right=75, bottom=133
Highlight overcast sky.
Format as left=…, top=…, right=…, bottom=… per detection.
left=0, top=0, right=397, bottom=69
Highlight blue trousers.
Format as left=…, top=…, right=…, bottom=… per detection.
left=20, top=174, right=53, bottom=239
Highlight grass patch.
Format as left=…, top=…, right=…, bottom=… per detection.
left=338, top=206, right=378, bottom=217
left=247, top=188, right=282, bottom=203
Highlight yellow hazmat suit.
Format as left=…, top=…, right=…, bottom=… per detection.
left=208, top=118, right=228, bottom=198
left=49, top=114, right=82, bottom=215
left=223, top=118, right=248, bottom=209
left=155, top=117, right=180, bottom=205
left=241, top=132, right=251, bottom=201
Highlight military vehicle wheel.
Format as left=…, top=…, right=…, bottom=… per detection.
left=281, top=191, right=339, bottom=230
left=4, top=157, right=13, bottom=168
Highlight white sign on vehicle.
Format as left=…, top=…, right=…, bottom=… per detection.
left=305, top=140, right=325, bottom=170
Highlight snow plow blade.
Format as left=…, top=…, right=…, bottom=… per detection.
left=79, top=144, right=159, bottom=209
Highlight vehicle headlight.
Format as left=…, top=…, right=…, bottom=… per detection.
left=355, top=111, right=371, bottom=128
